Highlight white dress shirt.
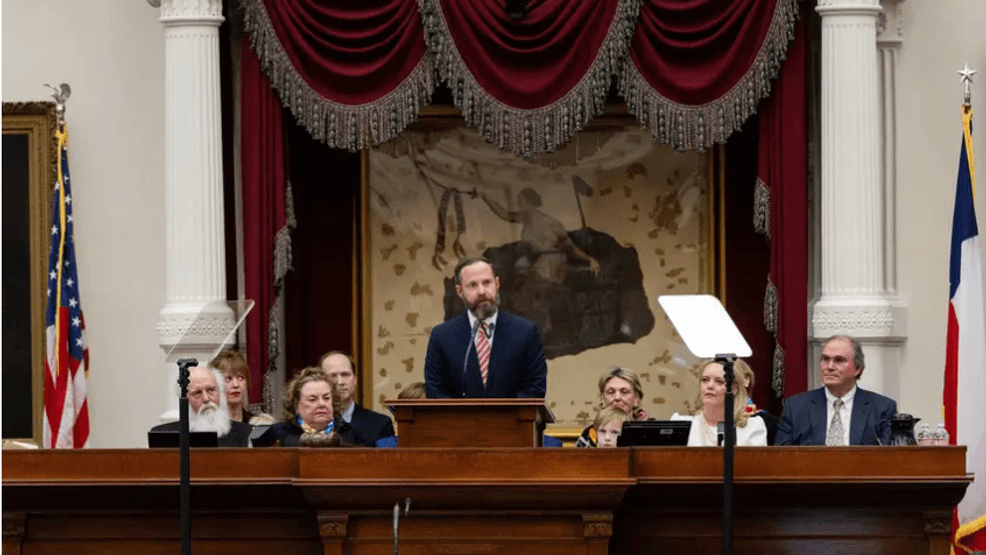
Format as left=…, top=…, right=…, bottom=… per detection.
left=825, top=385, right=856, bottom=445
left=466, top=310, right=498, bottom=349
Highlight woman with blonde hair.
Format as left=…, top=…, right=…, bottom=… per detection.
left=575, top=366, right=648, bottom=447
left=670, top=359, right=767, bottom=446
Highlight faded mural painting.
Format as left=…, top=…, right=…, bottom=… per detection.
left=367, top=124, right=712, bottom=427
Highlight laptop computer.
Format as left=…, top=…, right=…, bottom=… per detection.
left=617, top=420, right=691, bottom=447
left=147, top=430, right=219, bottom=448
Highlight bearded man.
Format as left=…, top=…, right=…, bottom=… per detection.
left=150, top=366, right=253, bottom=447
left=424, top=257, right=547, bottom=399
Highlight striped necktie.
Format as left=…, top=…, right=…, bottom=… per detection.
left=476, top=322, right=491, bottom=387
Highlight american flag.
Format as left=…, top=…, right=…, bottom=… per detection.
left=43, top=126, right=90, bottom=449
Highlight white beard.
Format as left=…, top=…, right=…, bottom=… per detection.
left=191, top=402, right=232, bottom=437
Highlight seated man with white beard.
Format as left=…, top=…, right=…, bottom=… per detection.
left=150, top=366, right=253, bottom=447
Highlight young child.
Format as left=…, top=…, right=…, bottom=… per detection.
left=592, top=406, right=630, bottom=448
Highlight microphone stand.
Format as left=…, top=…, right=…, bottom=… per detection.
left=176, top=358, right=198, bottom=555
left=715, top=354, right=736, bottom=555
left=461, top=320, right=480, bottom=397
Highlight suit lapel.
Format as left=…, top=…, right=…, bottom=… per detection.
left=850, top=389, right=871, bottom=445
left=809, top=389, right=827, bottom=445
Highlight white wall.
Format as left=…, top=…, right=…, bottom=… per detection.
left=3, top=0, right=168, bottom=447
left=895, top=0, right=986, bottom=428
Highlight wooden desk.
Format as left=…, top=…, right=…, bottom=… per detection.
left=1, top=447, right=970, bottom=555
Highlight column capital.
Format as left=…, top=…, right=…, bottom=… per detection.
left=877, top=0, right=905, bottom=46
left=158, top=0, right=223, bottom=26
left=816, top=0, right=881, bottom=17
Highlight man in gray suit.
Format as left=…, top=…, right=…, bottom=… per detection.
left=775, top=335, right=897, bottom=446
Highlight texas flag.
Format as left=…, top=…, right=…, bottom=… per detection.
left=943, top=105, right=986, bottom=553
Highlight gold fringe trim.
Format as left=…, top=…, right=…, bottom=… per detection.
left=764, top=279, right=785, bottom=396
left=261, top=181, right=297, bottom=414
left=754, top=177, right=771, bottom=239
left=417, top=0, right=642, bottom=157
left=772, top=342, right=785, bottom=397
left=619, top=0, right=800, bottom=151
left=241, top=0, right=435, bottom=152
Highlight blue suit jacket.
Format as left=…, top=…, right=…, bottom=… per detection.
left=775, top=387, right=897, bottom=446
left=424, top=311, right=547, bottom=399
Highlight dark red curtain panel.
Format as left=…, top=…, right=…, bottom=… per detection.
left=240, top=0, right=433, bottom=151
left=621, top=0, right=800, bottom=151
left=421, top=0, right=636, bottom=156
left=242, top=38, right=289, bottom=412
left=756, top=6, right=808, bottom=398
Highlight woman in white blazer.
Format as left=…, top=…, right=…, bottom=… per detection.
left=670, top=359, right=767, bottom=447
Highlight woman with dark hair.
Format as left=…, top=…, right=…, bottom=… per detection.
left=670, top=359, right=767, bottom=446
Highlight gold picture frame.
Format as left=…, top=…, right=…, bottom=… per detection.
left=357, top=113, right=725, bottom=429
left=2, top=101, right=58, bottom=446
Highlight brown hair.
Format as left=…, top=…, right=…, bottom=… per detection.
left=319, top=350, right=356, bottom=371
left=453, top=256, right=497, bottom=286
left=281, top=367, right=338, bottom=423
left=398, top=382, right=426, bottom=400
left=209, top=350, right=250, bottom=389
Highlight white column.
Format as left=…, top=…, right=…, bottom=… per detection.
left=810, top=0, right=907, bottom=399
left=155, top=0, right=234, bottom=421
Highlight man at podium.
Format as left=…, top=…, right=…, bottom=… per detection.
left=424, top=257, right=547, bottom=399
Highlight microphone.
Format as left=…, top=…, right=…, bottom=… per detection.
left=461, top=319, right=481, bottom=397
left=717, top=422, right=725, bottom=447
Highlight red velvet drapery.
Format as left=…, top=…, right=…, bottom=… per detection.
left=241, top=0, right=433, bottom=151
left=241, top=0, right=800, bottom=156
left=621, top=0, right=799, bottom=150
left=421, top=0, right=634, bottom=155
left=756, top=5, right=809, bottom=397
left=238, top=0, right=810, bottom=401
left=241, top=38, right=289, bottom=411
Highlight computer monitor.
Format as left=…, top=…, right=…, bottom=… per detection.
left=147, top=430, right=219, bottom=448
left=617, top=420, right=691, bottom=447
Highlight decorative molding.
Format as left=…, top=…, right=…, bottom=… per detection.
left=582, top=513, right=613, bottom=539
left=878, top=0, right=905, bottom=41
left=159, top=0, right=223, bottom=23
left=155, top=316, right=237, bottom=340
left=923, top=516, right=951, bottom=535
left=2, top=513, right=25, bottom=537
left=812, top=309, right=894, bottom=333
left=318, top=513, right=349, bottom=540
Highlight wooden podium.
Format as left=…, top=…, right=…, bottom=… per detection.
left=385, top=398, right=555, bottom=447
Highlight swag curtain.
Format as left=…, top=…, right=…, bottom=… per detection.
left=238, top=0, right=809, bottom=400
